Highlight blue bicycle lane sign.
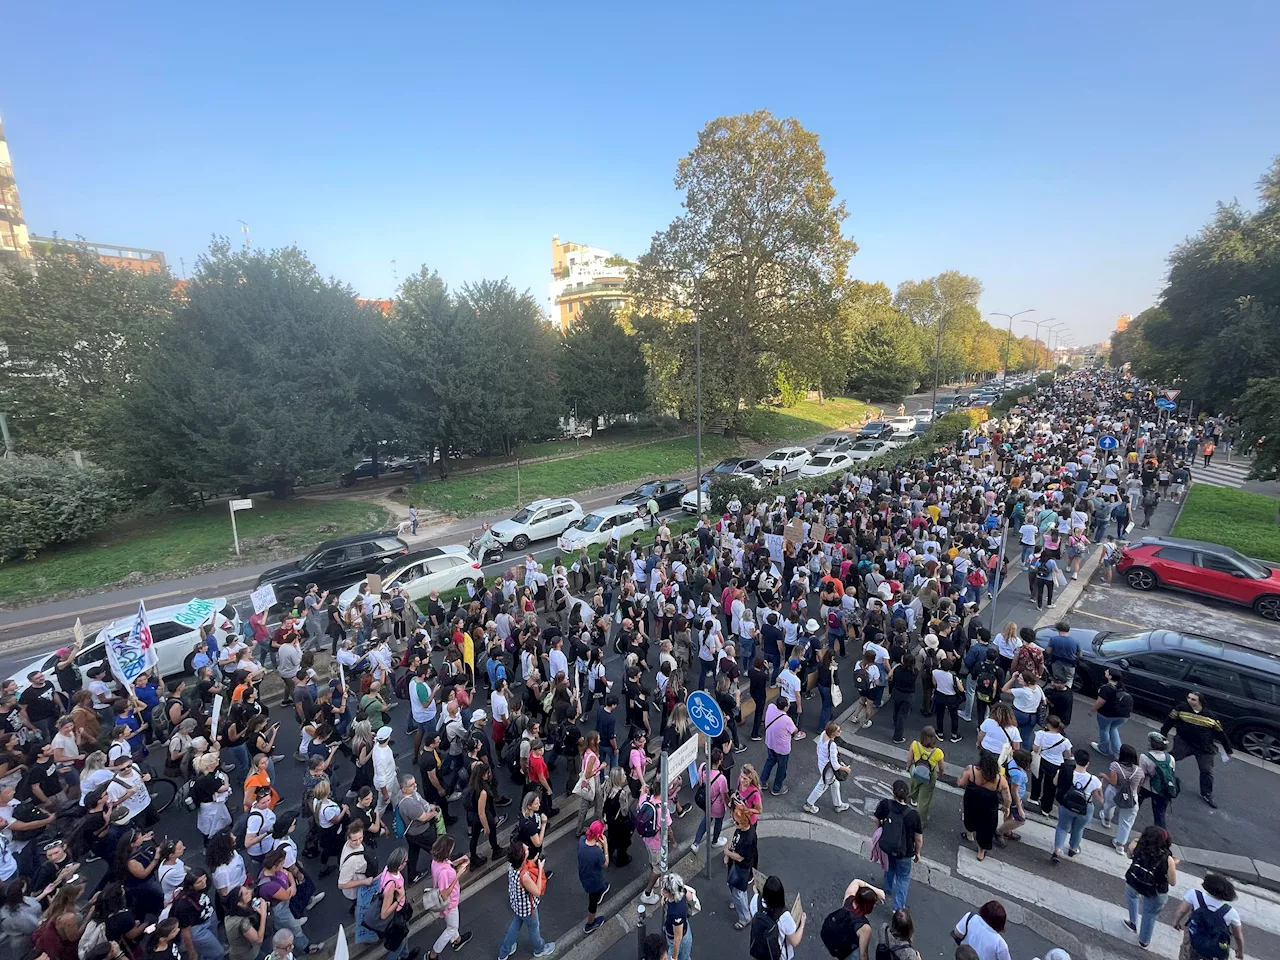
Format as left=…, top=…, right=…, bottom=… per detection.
left=685, top=690, right=725, bottom=738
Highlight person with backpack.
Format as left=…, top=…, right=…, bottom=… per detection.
left=1121, top=825, right=1176, bottom=950
left=634, top=781, right=668, bottom=908
left=1089, top=668, right=1132, bottom=759
left=879, top=908, right=922, bottom=960
left=1138, top=731, right=1179, bottom=828
left=691, top=747, right=730, bottom=851
left=750, top=874, right=806, bottom=960
left=724, top=803, right=758, bottom=931
left=847, top=651, right=881, bottom=731
left=1172, top=873, right=1246, bottom=960
left=874, top=780, right=923, bottom=910
left=818, top=878, right=880, bottom=960
left=969, top=648, right=1003, bottom=729
left=1161, top=691, right=1232, bottom=809
left=803, top=721, right=851, bottom=815
left=1099, top=744, right=1145, bottom=852
left=1050, top=748, right=1104, bottom=864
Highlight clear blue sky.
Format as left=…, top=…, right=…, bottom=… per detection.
left=5, top=1, right=1278, bottom=344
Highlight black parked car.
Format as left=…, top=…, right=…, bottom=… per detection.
left=700, top=458, right=763, bottom=484
left=858, top=421, right=895, bottom=441
left=256, top=531, right=411, bottom=601
left=1034, top=627, right=1280, bottom=762
left=617, top=479, right=688, bottom=510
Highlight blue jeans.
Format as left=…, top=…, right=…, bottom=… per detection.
left=697, top=659, right=716, bottom=692
left=272, top=901, right=308, bottom=952
left=730, top=885, right=751, bottom=923
left=760, top=749, right=789, bottom=792
left=499, top=909, right=545, bottom=958
left=667, top=928, right=692, bottom=960
left=1125, top=886, right=1167, bottom=945
left=817, top=685, right=834, bottom=731
left=1096, top=716, right=1124, bottom=758
left=1054, top=802, right=1094, bottom=854
left=190, top=915, right=225, bottom=960
left=225, top=743, right=250, bottom=786
left=695, top=815, right=723, bottom=846
left=738, top=635, right=756, bottom=671
left=1021, top=543, right=1035, bottom=564
left=882, top=856, right=914, bottom=910
left=1014, top=709, right=1038, bottom=747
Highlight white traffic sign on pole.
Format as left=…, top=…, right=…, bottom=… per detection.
left=229, top=499, right=254, bottom=511
left=228, top=499, right=252, bottom=556
left=1163, top=389, right=1181, bottom=401
left=667, top=734, right=699, bottom=775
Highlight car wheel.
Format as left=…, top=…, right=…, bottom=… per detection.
left=1253, top=594, right=1280, bottom=622
left=456, top=577, right=475, bottom=593
left=1125, top=567, right=1158, bottom=591
left=511, top=535, right=530, bottom=550
left=1237, top=725, right=1280, bottom=763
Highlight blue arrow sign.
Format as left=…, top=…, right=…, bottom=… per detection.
left=1097, top=435, right=1119, bottom=450
left=685, top=690, right=725, bottom=738
left=1155, top=398, right=1177, bottom=411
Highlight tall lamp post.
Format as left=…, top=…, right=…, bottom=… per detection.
left=991, top=309, right=1035, bottom=380
left=1044, top=324, right=1066, bottom=369
left=1021, top=316, right=1056, bottom=372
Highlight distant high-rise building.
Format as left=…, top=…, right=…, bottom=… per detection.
left=1115, top=313, right=1131, bottom=333
left=549, top=236, right=634, bottom=332
left=0, top=115, right=32, bottom=271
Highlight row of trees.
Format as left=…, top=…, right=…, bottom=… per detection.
left=0, top=110, right=1049, bottom=518
left=1109, top=157, right=1280, bottom=479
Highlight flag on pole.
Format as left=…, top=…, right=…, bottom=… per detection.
left=334, top=925, right=350, bottom=960
left=106, top=600, right=159, bottom=688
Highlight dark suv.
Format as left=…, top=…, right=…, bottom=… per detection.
left=256, top=531, right=410, bottom=601
left=1034, top=626, right=1280, bottom=762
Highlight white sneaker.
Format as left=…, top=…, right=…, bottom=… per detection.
left=690, top=842, right=699, bottom=853
left=834, top=804, right=851, bottom=812
left=803, top=803, right=819, bottom=814
left=715, top=836, right=729, bottom=847
left=640, top=892, right=659, bottom=906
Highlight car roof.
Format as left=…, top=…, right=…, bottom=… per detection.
left=314, top=530, right=402, bottom=549
left=1135, top=535, right=1246, bottom=557
left=524, top=497, right=579, bottom=509
left=1148, top=629, right=1280, bottom=676
left=98, top=596, right=230, bottom=637
left=764, top=447, right=806, bottom=456
left=589, top=503, right=641, bottom=518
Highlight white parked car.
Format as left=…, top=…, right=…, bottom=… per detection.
left=913, top=408, right=935, bottom=425
left=337, top=544, right=482, bottom=612
left=759, top=446, right=812, bottom=479
left=8, top=596, right=240, bottom=695
left=798, top=452, right=855, bottom=479
left=490, top=497, right=583, bottom=550
left=889, top=415, right=917, bottom=434
left=557, top=504, right=647, bottom=552
left=848, top=439, right=890, bottom=461
left=681, top=483, right=710, bottom=515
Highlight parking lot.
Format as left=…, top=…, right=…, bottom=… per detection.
left=1069, top=579, right=1280, bottom=656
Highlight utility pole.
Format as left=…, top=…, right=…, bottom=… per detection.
left=1022, top=316, right=1056, bottom=373
left=991, top=310, right=1035, bottom=380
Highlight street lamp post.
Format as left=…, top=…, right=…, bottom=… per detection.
left=1021, top=316, right=1056, bottom=372
left=990, top=310, right=1035, bottom=380
left=1044, top=324, right=1066, bottom=367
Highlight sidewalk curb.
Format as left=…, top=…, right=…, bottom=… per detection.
left=834, top=729, right=1280, bottom=895
left=1034, top=545, right=1105, bottom=630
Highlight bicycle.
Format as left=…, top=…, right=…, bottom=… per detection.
left=130, top=754, right=180, bottom=814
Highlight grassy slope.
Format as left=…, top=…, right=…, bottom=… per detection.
left=1172, top=484, right=1280, bottom=562
left=0, top=499, right=391, bottom=604
left=402, top=398, right=876, bottom=518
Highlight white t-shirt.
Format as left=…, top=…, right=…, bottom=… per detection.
left=955, top=912, right=1011, bottom=960
left=1181, top=888, right=1242, bottom=929
left=245, top=807, right=277, bottom=857
left=213, top=854, right=247, bottom=895
left=978, top=718, right=1021, bottom=754
left=52, top=731, right=80, bottom=761
left=932, top=669, right=958, bottom=697
left=748, top=895, right=799, bottom=960
left=1008, top=683, right=1044, bottom=715
left=1032, top=730, right=1073, bottom=766
left=777, top=670, right=801, bottom=704
left=491, top=690, right=509, bottom=725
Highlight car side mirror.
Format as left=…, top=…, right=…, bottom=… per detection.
left=1232, top=571, right=1247, bottom=577
left=1118, top=658, right=1130, bottom=669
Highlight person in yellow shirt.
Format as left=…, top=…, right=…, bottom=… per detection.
left=907, top=727, right=944, bottom=824
left=926, top=503, right=941, bottom=524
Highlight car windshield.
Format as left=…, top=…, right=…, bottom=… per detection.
left=864, top=422, right=887, bottom=430
left=508, top=507, right=534, bottom=524
left=577, top=514, right=607, bottom=532
left=636, top=484, right=658, bottom=496
left=1098, top=632, right=1151, bottom=657
left=818, top=437, right=839, bottom=446
left=1226, top=553, right=1271, bottom=578
left=853, top=441, right=878, bottom=451
left=712, top=462, right=737, bottom=472
left=810, top=456, right=832, bottom=467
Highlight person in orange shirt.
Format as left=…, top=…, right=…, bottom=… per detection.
left=243, top=752, right=280, bottom=811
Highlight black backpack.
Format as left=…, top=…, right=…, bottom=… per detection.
left=974, top=666, right=998, bottom=704
left=819, top=903, right=865, bottom=960
left=1059, top=772, right=1091, bottom=815
left=876, top=804, right=909, bottom=858
left=749, top=908, right=783, bottom=960
left=853, top=666, right=874, bottom=696
left=1124, top=848, right=1167, bottom=898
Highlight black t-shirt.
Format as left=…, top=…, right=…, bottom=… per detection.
left=516, top=814, right=543, bottom=857
left=195, top=680, right=218, bottom=708
left=729, top=823, right=758, bottom=870
left=1045, top=686, right=1074, bottom=726
left=172, top=890, right=215, bottom=928
left=19, top=685, right=58, bottom=723
left=192, top=773, right=224, bottom=805
left=596, top=708, right=616, bottom=746
left=1097, top=683, right=1132, bottom=719
left=148, top=941, right=182, bottom=960
left=106, top=908, right=138, bottom=943
left=19, top=760, right=61, bottom=802
left=418, top=750, right=445, bottom=800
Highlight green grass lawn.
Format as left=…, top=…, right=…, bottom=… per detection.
left=737, top=397, right=877, bottom=443
left=0, top=499, right=390, bottom=605
left=1172, top=484, right=1280, bottom=562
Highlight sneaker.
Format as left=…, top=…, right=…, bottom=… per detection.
left=715, top=836, right=728, bottom=847
left=892, top=737, right=906, bottom=744
left=690, top=842, right=699, bottom=853
left=734, top=745, right=747, bottom=754
left=307, top=893, right=326, bottom=908
left=597, top=883, right=610, bottom=906
left=640, top=892, right=659, bottom=906
left=584, top=918, right=606, bottom=935
left=496, top=814, right=508, bottom=828
left=470, top=854, right=489, bottom=867
left=533, top=945, right=556, bottom=958
left=776, top=785, right=789, bottom=796
left=950, top=734, right=963, bottom=742
left=448, top=791, right=463, bottom=802
left=833, top=804, right=851, bottom=812
left=452, top=932, right=473, bottom=951
left=1201, top=794, right=1218, bottom=809
left=302, top=947, right=324, bottom=955
left=751, top=736, right=763, bottom=742
left=803, top=803, right=819, bottom=814
left=861, top=720, right=872, bottom=729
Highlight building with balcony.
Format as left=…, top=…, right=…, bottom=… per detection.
left=549, top=235, right=634, bottom=331
left=0, top=115, right=32, bottom=272
left=29, top=236, right=167, bottom=274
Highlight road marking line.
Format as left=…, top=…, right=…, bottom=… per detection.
left=1071, top=610, right=1149, bottom=630
left=954, top=846, right=1265, bottom=960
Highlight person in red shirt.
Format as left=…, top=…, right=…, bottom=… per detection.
left=527, top=737, right=558, bottom=817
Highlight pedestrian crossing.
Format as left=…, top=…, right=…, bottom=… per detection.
left=953, top=818, right=1276, bottom=960
left=1190, top=458, right=1254, bottom=489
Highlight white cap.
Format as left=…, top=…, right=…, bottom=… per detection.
left=470, top=709, right=488, bottom=722
left=805, top=619, right=820, bottom=633
left=376, top=726, right=392, bottom=741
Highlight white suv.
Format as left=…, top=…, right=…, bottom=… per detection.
left=759, top=446, right=812, bottom=480
left=558, top=504, right=647, bottom=552
left=490, top=498, right=584, bottom=550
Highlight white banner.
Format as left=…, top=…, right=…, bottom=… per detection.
left=250, top=583, right=277, bottom=614
left=763, top=534, right=784, bottom=560
left=106, top=601, right=159, bottom=688
left=666, top=733, right=699, bottom=774
left=210, top=694, right=224, bottom=740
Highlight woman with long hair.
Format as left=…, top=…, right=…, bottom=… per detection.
left=957, top=753, right=1009, bottom=862
left=113, top=829, right=163, bottom=919
left=1122, top=826, right=1176, bottom=949
left=170, top=870, right=223, bottom=960
left=139, top=917, right=180, bottom=960
left=371, top=847, right=413, bottom=960
left=748, top=875, right=805, bottom=960
left=255, top=850, right=319, bottom=955
left=310, top=778, right=348, bottom=873
left=154, top=839, right=186, bottom=908
left=574, top=732, right=606, bottom=835
left=205, top=829, right=246, bottom=901
left=0, top=879, right=42, bottom=960
left=602, top=767, right=634, bottom=867
left=31, top=879, right=86, bottom=960
left=426, top=836, right=472, bottom=960
left=464, top=760, right=502, bottom=864
left=191, top=753, right=232, bottom=845
left=347, top=719, right=375, bottom=796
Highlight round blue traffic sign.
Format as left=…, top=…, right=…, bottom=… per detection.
left=1155, top=398, right=1177, bottom=411
left=685, top=690, right=725, bottom=738
left=1097, top=435, right=1118, bottom=450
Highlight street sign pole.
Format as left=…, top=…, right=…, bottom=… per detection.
left=230, top=500, right=241, bottom=556
left=705, top=733, right=713, bottom=879
left=683, top=691, right=725, bottom=881
left=658, top=751, right=670, bottom=875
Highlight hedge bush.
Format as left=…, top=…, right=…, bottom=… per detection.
left=0, top=456, right=124, bottom=561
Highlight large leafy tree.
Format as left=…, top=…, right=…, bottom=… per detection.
left=1236, top=378, right=1280, bottom=480
left=843, top=281, right=924, bottom=398
left=631, top=110, right=856, bottom=424
left=0, top=244, right=176, bottom=456
left=894, top=271, right=985, bottom=386
left=104, top=240, right=384, bottom=501
left=559, top=302, right=647, bottom=431
left=1131, top=158, right=1280, bottom=409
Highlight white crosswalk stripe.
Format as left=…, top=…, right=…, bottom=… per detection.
left=1189, top=459, right=1253, bottom=489
left=952, top=819, right=1276, bottom=960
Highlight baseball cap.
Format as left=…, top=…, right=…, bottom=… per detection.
left=470, top=709, right=487, bottom=723
left=789, top=658, right=800, bottom=670
left=375, top=726, right=392, bottom=741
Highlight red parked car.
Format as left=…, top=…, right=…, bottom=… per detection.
left=1117, top=536, right=1280, bottom=621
